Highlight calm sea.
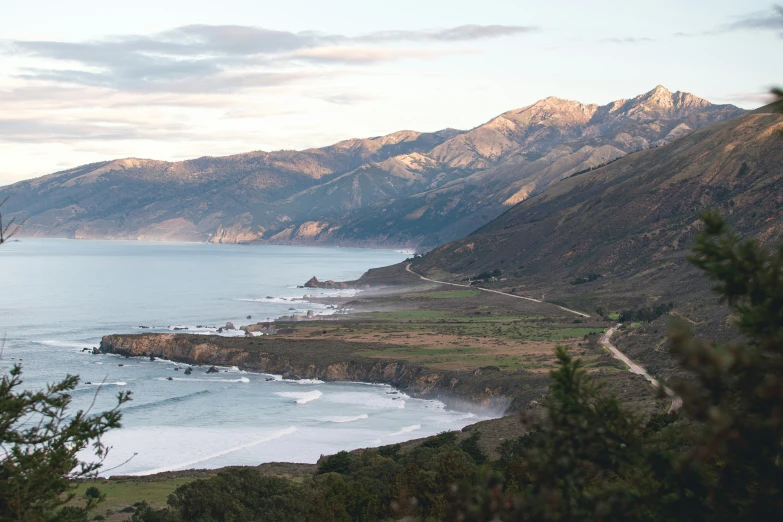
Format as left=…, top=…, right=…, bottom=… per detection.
left=0, top=239, right=489, bottom=476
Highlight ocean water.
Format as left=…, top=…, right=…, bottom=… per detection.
left=0, top=239, right=491, bottom=476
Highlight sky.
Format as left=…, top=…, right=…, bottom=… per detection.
left=0, top=0, right=780, bottom=185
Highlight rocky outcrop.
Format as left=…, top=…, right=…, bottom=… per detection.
left=304, top=276, right=349, bottom=289
left=99, top=334, right=549, bottom=413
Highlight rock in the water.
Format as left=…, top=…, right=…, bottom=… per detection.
left=166, top=376, right=173, bottom=381
left=246, top=315, right=251, bottom=319
left=118, top=364, right=124, bottom=367
left=149, top=354, right=155, bottom=361
left=225, top=322, right=234, bottom=330
left=184, top=367, right=193, bottom=375
left=175, top=367, right=180, bottom=371
left=206, top=366, right=219, bottom=374
left=304, top=276, right=320, bottom=288
left=217, top=327, right=223, bottom=333
left=265, top=377, right=275, bottom=382
left=307, top=310, right=314, bottom=317
left=92, top=347, right=100, bottom=355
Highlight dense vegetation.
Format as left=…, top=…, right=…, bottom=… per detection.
left=618, top=302, right=674, bottom=323
left=569, top=272, right=602, bottom=285
left=125, top=210, right=782, bottom=521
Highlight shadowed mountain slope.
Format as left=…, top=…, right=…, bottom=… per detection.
left=0, top=86, right=743, bottom=246
left=413, top=105, right=783, bottom=315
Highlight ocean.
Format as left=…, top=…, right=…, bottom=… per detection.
left=0, top=239, right=490, bottom=476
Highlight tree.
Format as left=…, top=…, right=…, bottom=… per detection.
left=0, top=365, right=131, bottom=521
left=663, top=209, right=783, bottom=519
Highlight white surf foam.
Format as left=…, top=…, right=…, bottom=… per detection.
left=276, top=390, right=323, bottom=404
left=264, top=375, right=324, bottom=384
left=326, top=391, right=405, bottom=409
left=388, top=424, right=421, bottom=437
left=157, top=377, right=250, bottom=383
left=84, top=381, right=127, bottom=387
left=327, top=414, right=369, bottom=423
left=35, top=340, right=98, bottom=349
left=131, top=426, right=298, bottom=475
left=372, top=424, right=423, bottom=445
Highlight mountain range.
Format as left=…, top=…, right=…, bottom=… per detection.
left=0, top=86, right=744, bottom=247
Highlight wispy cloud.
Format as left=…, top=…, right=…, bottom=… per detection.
left=319, top=93, right=375, bottom=105
left=675, top=5, right=783, bottom=37
left=598, top=37, right=654, bottom=44
left=6, top=23, right=536, bottom=93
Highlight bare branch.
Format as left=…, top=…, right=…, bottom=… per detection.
left=0, top=197, right=26, bottom=245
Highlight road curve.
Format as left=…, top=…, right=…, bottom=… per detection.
left=404, top=264, right=590, bottom=318
left=601, top=325, right=682, bottom=413
left=405, top=264, right=682, bottom=413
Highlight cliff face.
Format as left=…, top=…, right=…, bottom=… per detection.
left=100, top=333, right=550, bottom=413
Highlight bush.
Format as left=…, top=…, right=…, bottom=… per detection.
left=618, top=302, right=674, bottom=322
left=84, top=486, right=102, bottom=499
left=420, top=431, right=458, bottom=449
left=570, top=272, right=602, bottom=285
left=317, top=450, right=353, bottom=475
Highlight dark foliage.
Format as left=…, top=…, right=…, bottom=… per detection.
left=619, top=302, right=674, bottom=323
left=570, top=272, right=602, bottom=285
left=0, top=366, right=130, bottom=521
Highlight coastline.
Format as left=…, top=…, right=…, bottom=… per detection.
left=99, top=332, right=537, bottom=415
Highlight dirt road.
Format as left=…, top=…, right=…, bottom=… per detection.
left=405, top=264, right=682, bottom=412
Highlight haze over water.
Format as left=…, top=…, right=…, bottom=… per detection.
left=0, top=239, right=490, bottom=476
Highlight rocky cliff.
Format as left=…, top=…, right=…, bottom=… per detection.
left=100, top=333, right=551, bottom=413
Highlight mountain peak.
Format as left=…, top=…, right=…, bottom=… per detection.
left=648, top=84, right=672, bottom=96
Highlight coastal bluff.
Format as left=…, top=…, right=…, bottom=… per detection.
left=100, top=333, right=550, bottom=413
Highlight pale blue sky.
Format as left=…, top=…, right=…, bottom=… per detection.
left=0, top=0, right=780, bottom=184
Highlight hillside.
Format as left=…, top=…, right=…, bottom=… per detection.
left=411, top=104, right=783, bottom=377
left=0, top=86, right=743, bottom=247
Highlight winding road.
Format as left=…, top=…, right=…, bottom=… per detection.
left=404, top=264, right=590, bottom=317
left=405, top=263, right=682, bottom=413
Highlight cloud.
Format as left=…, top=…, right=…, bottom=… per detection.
left=715, top=91, right=777, bottom=106
left=724, top=5, right=783, bottom=32
left=289, top=47, right=474, bottom=65
left=319, top=93, right=375, bottom=105
left=675, top=5, right=783, bottom=37
left=6, top=23, right=535, bottom=93
left=0, top=117, right=193, bottom=143
left=351, top=24, right=537, bottom=43
left=598, top=37, right=654, bottom=44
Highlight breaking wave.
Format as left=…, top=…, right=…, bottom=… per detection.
left=130, top=426, right=298, bottom=475
left=122, top=390, right=212, bottom=414
left=276, top=390, right=323, bottom=404
left=327, top=414, right=369, bottom=423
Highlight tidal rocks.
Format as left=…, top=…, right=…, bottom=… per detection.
left=184, top=367, right=193, bottom=375
left=225, top=322, right=235, bottom=330
left=166, top=376, right=173, bottom=381
left=246, top=315, right=252, bottom=319
left=206, top=366, right=219, bottom=374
